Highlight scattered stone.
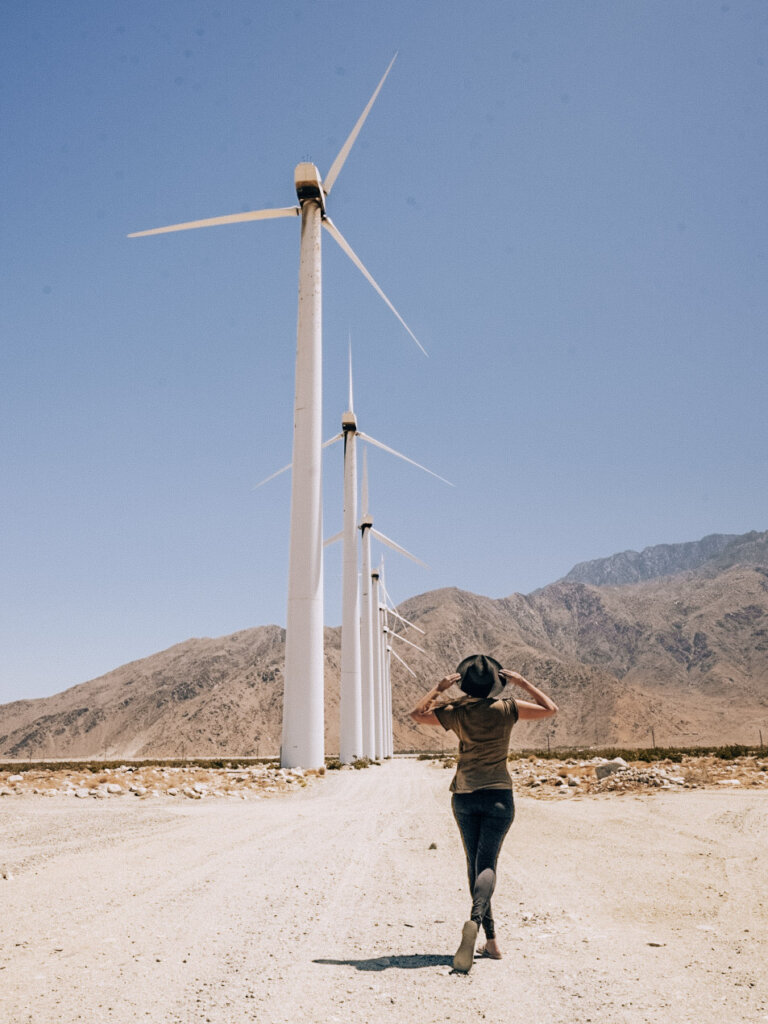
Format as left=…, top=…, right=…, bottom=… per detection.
left=167, top=787, right=178, bottom=796
left=1, top=865, right=13, bottom=880
left=8, top=774, right=23, bottom=784
left=74, top=788, right=90, bottom=798
left=106, top=783, right=123, bottom=795
left=428, top=842, right=438, bottom=850
left=595, top=758, right=628, bottom=780
left=717, top=779, right=741, bottom=786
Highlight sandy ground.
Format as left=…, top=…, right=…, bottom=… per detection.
left=1, top=758, right=766, bottom=1024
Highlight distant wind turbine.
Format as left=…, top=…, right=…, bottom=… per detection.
left=129, top=57, right=424, bottom=769
left=359, top=452, right=430, bottom=759
left=256, top=347, right=450, bottom=764
left=324, top=351, right=450, bottom=762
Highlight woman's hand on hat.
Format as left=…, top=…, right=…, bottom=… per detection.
left=500, top=669, right=526, bottom=685
left=437, top=673, right=461, bottom=692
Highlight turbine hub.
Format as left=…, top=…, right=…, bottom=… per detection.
left=342, top=411, right=357, bottom=432
left=294, top=162, right=326, bottom=211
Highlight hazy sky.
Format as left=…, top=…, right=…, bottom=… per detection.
left=2, top=1, right=766, bottom=703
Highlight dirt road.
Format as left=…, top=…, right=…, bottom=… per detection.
left=1, top=758, right=766, bottom=1023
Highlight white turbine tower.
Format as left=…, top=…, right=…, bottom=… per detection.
left=358, top=451, right=432, bottom=759
left=325, top=354, right=450, bottom=762
left=339, top=351, right=362, bottom=763
left=263, top=349, right=449, bottom=764
left=129, top=57, right=424, bottom=770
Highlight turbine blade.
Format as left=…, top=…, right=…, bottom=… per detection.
left=388, top=630, right=426, bottom=654
left=371, top=527, right=428, bottom=569
left=348, top=338, right=354, bottom=413
left=387, top=608, right=425, bottom=635
left=357, top=432, right=453, bottom=486
left=322, top=217, right=427, bottom=357
left=324, top=531, right=343, bottom=548
left=128, top=206, right=299, bottom=238
left=380, top=584, right=425, bottom=634
left=323, top=53, right=398, bottom=197
left=254, top=435, right=340, bottom=489
left=252, top=461, right=292, bottom=489
left=390, top=645, right=417, bottom=678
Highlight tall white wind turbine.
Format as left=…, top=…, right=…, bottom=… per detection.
left=358, top=451, right=431, bottom=759
left=339, top=350, right=362, bottom=763
left=129, top=57, right=424, bottom=769
left=327, top=353, right=450, bottom=762
left=265, top=349, right=448, bottom=763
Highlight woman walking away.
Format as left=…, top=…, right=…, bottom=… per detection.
left=410, top=654, right=558, bottom=973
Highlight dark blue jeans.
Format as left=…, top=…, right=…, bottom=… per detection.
left=451, top=789, right=515, bottom=939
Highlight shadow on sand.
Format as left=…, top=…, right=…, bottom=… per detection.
left=313, top=953, right=453, bottom=971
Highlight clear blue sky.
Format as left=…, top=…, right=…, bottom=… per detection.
left=2, top=1, right=766, bottom=703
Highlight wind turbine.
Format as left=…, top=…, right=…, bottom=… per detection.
left=129, top=57, right=424, bottom=770
left=359, top=451, right=433, bottom=759
left=257, top=348, right=449, bottom=764
left=323, top=351, right=450, bottom=762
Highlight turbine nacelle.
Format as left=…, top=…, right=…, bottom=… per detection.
left=294, top=162, right=326, bottom=212
left=342, top=410, right=357, bottom=432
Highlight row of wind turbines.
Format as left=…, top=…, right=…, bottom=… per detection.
left=129, top=56, right=447, bottom=768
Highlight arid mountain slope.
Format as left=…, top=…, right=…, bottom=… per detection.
left=2, top=533, right=767, bottom=758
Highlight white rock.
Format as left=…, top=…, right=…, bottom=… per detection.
left=183, top=787, right=202, bottom=800
left=717, top=779, right=741, bottom=786
left=595, top=758, right=628, bottom=780
left=74, top=788, right=90, bottom=798
left=192, top=782, right=207, bottom=794
left=106, top=783, right=123, bottom=795
left=8, top=774, right=23, bottom=784
left=167, top=787, right=178, bottom=796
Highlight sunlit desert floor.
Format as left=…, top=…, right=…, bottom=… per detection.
left=1, top=757, right=766, bottom=1024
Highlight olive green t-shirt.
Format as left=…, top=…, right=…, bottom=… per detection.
left=434, top=696, right=519, bottom=793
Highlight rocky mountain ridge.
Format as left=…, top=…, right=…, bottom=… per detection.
left=559, top=530, right=767, bottom=586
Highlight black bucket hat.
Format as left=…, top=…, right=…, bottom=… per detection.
left=456, top=654, right=506, bottom=699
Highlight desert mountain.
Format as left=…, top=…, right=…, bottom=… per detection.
left=557, top=531, right=766, bottom=585
left=2, top=530, right=767, bottom=759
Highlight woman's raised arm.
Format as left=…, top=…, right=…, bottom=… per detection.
left=500, top=669, right=558, bottom=720
left=409, top=673, right=460, bottom=726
